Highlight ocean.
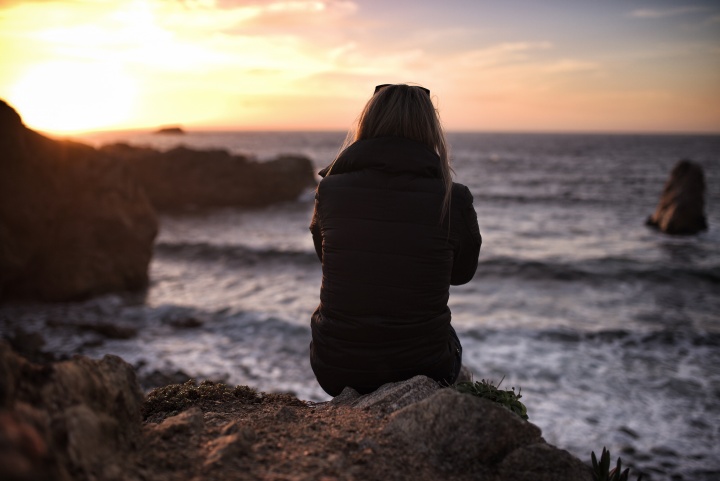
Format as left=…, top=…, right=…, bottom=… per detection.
left=2, top=130, right=719, bottom=480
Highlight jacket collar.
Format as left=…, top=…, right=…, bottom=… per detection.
left=319, top=136, right=442, bottom=178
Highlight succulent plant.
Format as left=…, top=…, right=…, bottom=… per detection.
left=454, top=377, right=529, bottom=420
left=590, top=447, right=643, bottom=481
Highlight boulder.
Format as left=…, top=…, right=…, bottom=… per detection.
left=100, top=143, right=317, bottom=211
left=0, top=100, right=158, bottom=301
left=498, top=442, right=593, bottom=481
left=348, top=377, right=592, bottom=480
left=646, top=159, right=708, bottom=235
left=384, top=389, right=543, bottom=470
left=0, top=341, right=144, bottom=481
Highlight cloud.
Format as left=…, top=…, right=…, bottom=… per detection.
left=174, top=0, right=358, bottom=27
left=0, top=0, right=57, bottom=8
left=454, top=42, right=553, bottom=69
left=543, top=59, right=600, bottom=74
left=222, top=1, right=358, bottom=35
left=628, top=6, right=711, bottom=19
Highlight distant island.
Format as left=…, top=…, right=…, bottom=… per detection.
left=154, top=126, right=185, bottom=135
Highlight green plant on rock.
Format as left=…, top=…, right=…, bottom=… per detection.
left=591, top=447, right=643, bottom=481
left=454, top=377, right=529, bottom=420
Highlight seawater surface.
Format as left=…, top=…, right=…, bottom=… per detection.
left=2, top=131, right=719, bottom=481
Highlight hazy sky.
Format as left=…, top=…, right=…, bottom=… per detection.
left=1, top=0, right=719, bottom=133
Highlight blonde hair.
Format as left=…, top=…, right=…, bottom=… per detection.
left=335, top=84, right=453, bottom=221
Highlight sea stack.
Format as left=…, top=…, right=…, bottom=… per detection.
left=0, top=99, right=158, bottom=301
left=646, top=159, right=708, bottom=235
left=154, top=126, right=185, bottom=135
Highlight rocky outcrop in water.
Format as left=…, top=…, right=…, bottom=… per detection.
left=154, top=126, right=185, bottom=135
left=0, top=100, right=158, bottom=301
left=0, top=342, right=592, bottom=481
left=100, top=143, right=316, bottom=211
left=646, top=159, right=708, bottom=235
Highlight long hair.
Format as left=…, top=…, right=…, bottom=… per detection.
left=334, top=84, right=453, bottom=221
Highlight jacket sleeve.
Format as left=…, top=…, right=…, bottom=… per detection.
left=309, top=195, right=323, bottom=262
left=450, top=185, right=481, bottom=285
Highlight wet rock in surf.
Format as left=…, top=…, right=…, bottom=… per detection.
left=100, top=143, right=317, bottom=211
left=0, top=100, right=158, bottom=301
left=646, top=159, right=708, bottom=235
left=138, top=368, right=193, bottom=391
left=45, top=318, right=138, bottom=339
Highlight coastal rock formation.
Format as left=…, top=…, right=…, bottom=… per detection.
left=0, top=100, right=158, bottom=301
left=0, top=342, right=593, bottom=481
left=646, top=159, right=708, bottom=235
left=100, top=143, right=316, bottom=211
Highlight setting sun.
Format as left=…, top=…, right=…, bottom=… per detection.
left=10, top=62, right=137, bottom=133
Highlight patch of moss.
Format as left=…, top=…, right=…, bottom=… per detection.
left=142, top=380, right=309, bottom=421
left=261, top=392, right=308, bottom=407
left=454, top=378, right=529, bottom=421
left=143, top=380, right=261, bottom=420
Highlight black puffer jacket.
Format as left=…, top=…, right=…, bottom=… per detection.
left=309, top=136, right=481, bottom=396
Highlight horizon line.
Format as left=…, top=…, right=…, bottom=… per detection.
left=49, top=126, right=720, bottom=138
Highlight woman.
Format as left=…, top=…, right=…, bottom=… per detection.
left=309, top=84, right=481, bottom=396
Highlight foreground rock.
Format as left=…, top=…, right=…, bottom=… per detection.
left=646, top=159, right=708, bottom=235
left=0, top=341, right=144, bottom=481
left=100, top=143, right=317, bottom=211
left=333, top=377, right=591, bottom=481
left=0, top=100, right=158, bottom=301
left=0, top=343, right=592, bottom=481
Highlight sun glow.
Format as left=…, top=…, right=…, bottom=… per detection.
left=10, top=62, right=137, bottom=133
left=0, top=0, right=717, bottom=133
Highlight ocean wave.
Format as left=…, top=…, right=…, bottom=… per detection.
left=476, top=256, right=720, bottom=285
left=154, top=241, right=319, bottom=265
left=471, top=192, right=612, bottom=206
left=464, top=326, right=720, bottom=347
left=153, top=242, right=720, bottom=287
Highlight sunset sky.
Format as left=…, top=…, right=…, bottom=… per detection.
left=1, top=0, right=719, bottom=134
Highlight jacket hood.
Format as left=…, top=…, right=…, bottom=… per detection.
left=319, top=136, right=442, bottom=178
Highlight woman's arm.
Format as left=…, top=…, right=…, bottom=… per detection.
left=450, top=185, right=481, bottom=285
left=309, top=196, right=323, bottom=262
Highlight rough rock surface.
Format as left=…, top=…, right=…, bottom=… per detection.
left=385, top=389, right=543, bottom=469
left=385, top=389, right=591, bottom=479
left=100, top=142, right=317, bottom=211
left=330, top=375, right=441, bottom=415
left=0, top=341, right=144, bottom=481
left=646, top=159, right=708, bottom=235
left=0, top=343, right=593, bottom=480
left=0, top=100, right=158, bottom=301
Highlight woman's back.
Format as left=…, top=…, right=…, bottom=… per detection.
left=309, top=85, right=481, bottom=396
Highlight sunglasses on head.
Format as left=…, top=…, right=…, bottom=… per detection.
left=374, top=84, right=430, bottom=96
